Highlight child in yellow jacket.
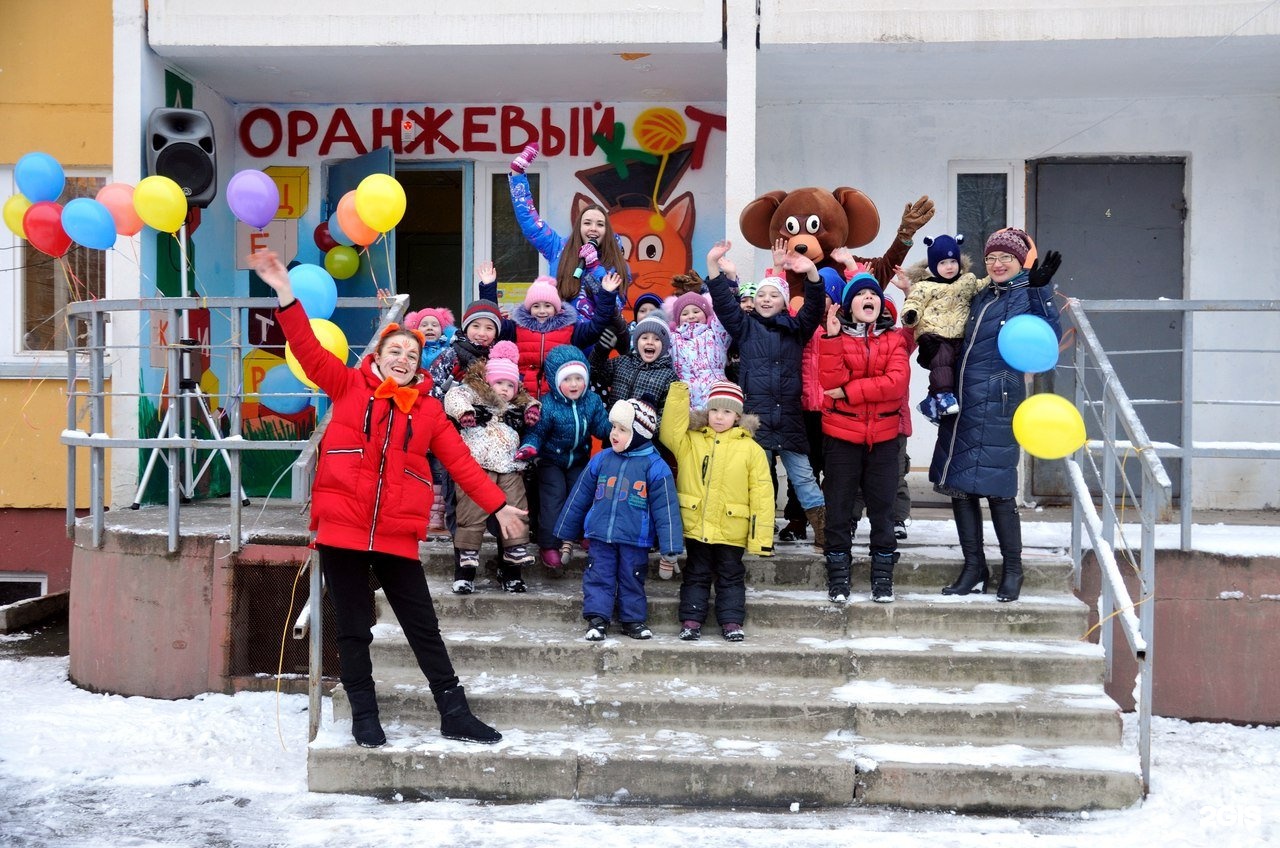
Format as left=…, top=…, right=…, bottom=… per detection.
left=659, top=380, right=773, bottom=642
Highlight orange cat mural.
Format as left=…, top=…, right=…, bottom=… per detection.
left=572, top=192, right=695, bottom=301
left=575, top=141, right=698, bottom=307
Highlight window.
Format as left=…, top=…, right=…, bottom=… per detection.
left=0, top=572, right=48, bottom=605
left=949, top=162, right=1023, bottom=263
left=489, top=171, right=541, bottom=282
left=21, top=174, right=108, bottom=353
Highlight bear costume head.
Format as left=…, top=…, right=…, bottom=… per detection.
left=739, top=187, right=881, bottom=277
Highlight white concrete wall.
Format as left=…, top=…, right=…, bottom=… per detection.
left=755, top=93, right=1280, bottom=509
left=148, top=0, right=724, bottom=47
left=760, top=0, right=1280, bottom=43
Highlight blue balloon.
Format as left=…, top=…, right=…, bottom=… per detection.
left=61, top=198, right=117, bottom=250
left=288, top=263, right=338, bottom=320
left=15, top=152, right=66, bottom=203
left=327, top=209, right=355, bottom=247
left=997, top=314, right=1060, bottom=373
left=258, top=365, right=312, bottom=415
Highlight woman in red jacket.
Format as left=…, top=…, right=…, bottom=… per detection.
left=818, top=273, right=910, bottom=605
left=247, top=250, right=527, bottom=749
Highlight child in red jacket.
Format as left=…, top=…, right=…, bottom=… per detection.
left=818, top=273, right=910, bottom=604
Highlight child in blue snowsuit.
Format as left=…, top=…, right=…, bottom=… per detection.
left=554, top=398, right=683, bottom=641
left=515, top=344, right=612, bottom=570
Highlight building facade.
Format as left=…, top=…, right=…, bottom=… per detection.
left=87, top=1, right=1280, bottom=515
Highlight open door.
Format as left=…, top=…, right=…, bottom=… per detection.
left=326, top=148, right=395, bottom=353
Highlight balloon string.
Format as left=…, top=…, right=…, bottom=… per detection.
left=382, top=235, right=393, bottom=297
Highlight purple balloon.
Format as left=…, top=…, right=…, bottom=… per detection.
left=226, top=170, right=280, bottom=229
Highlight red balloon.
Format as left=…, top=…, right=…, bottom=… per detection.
left=23, top=201, right=72, bottom=257
left=314, top=220, right=338, bottom=252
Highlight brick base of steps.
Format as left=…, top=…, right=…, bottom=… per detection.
left=307, top=544, right=1142, bottom=812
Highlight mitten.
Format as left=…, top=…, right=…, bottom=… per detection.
left=1028, top=250, right=1062, bottom=287
left=514, top=446, right=538, bottom=462
left=524, top=404, right=542, bottom=427
left=473, top=407, right=493, bottom=427
left=578, top=241, right=600, bottom=271
left=510, top=143, right=539, bottom=174
left=457, top=411, right=477, bottom=429
left=903, top=309, right=919, bottom=326
left=896, top=196, right=936, bottom=240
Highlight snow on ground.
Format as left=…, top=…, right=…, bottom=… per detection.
left=0, top=647, right=1276, bottom=848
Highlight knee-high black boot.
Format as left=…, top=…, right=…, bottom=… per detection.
left=989, top=497, right=1023, bottom=601
left=942, top=495, right=989, bottom=595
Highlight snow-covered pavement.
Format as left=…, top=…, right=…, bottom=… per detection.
left=1, top=632, right=1275, bottom=847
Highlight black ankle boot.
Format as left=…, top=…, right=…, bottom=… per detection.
left=942, top=495, right=989, bottom=595
left=824, top=551, right=852, bottom=602
left=989, top=497, right=1023, bottom=602
left=778, top=518, right=807, bottom=542
left=870, top=550, right=899, bottom=603
left=434, top=685, right=502, bottom=744
left=346, top=686, right=386, bottom=748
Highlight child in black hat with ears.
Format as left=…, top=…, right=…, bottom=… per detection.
left=899, top=234, right=985, bottom=422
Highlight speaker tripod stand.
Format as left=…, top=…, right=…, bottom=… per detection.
left=130, top=222, right=248, bottom=510
left=130, top=338, right=249, bottom=509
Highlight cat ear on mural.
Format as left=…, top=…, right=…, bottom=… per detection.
left=661, top=192, right=696, bottom=243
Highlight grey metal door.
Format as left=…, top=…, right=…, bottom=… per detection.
left=1028, top=158, right=1186, bottom=500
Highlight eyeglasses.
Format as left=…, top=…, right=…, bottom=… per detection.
left=984, top=253, right=1018, bottom=265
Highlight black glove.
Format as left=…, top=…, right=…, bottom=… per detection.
left=502, top=407, right=524, bottom=431
left=597, top=326, right=618, bottom=352
left=1028, top=250, right=1062, bottom=287
left=472, top=406, right=493, bottom=427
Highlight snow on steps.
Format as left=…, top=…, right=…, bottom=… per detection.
left=306, top=544, right=1142, bottom=812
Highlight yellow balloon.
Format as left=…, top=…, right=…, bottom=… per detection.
left=1012, top=393, right=1087, bottom=460
left=3, top=194, right=32, bottom=239
left=285, top=319, right=349, bottom=390
left=354, top=173, right=406, bottom=233
left=133, top=175, right=188, bottom=233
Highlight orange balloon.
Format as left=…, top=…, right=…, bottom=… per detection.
left=336, top=190, right=378, bottom=247
left=96, top=183, right=144, bottom=236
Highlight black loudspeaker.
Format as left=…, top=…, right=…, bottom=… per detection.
left=146, top=108, right=217, bottom=208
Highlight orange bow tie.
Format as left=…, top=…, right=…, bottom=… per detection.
left=374, top=377, right=419, bottom=414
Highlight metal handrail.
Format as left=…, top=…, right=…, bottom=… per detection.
left=1061, top=299, right=1170, bottom=798
left=1076, top=299, right=1280, bottom=549
left=61, top=294, right=409, bottom=553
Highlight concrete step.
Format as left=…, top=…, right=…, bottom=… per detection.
left=853, top=739, right=1143, bottom=812
left=405, top=584, right=1092, bottom=641
left=306, top=722, right=1141, bottom=812
left=419, top=541, right=1074, bottom=593
left=333, top=673, right=1122, bottom=747
left=370, top=623, right=1106, bottom=686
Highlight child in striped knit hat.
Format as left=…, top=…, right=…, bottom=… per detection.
left=556, top=397, right=683, bottom=641
left=659, top=379, right=773, bottom=642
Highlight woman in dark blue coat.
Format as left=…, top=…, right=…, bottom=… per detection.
left=929, top=229, right=1061, bottom=601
